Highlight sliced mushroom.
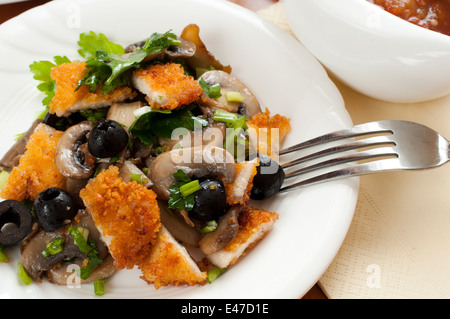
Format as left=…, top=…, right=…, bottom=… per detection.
left=20, top=228, right=85, bottom=281
left=47, top=254, right=115, bottom=286
left=0, top=119, right=41, bottom=171
left=119, top=160, right=153, bottom=187
left=158, top=119, right=226, bottom=151
left=164, top=38, right=196, bottom=59
left=55, top=121, right=96, bottom=179
left=199, top=205, right=242, bottom=255
left=107, top=101, right=144, bottom=131
left=199, top=70, right=261, bottom=119
left=20, top=210, right=114, bottom=283
left=159, top=201, right=201, bottom=247
left=149, top=146, right=236, bottom=200
left=124, top=37, right=196, bottom=61
left=180, top=24, right=232, bottom=74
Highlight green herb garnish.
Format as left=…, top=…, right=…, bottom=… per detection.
left=213, top=109, right=249, bottom=157
left=179, top=180, right=200, bottom=197
left=77, top=30, right=181, bottom=95
left=201, top=220, right=218, bottom=234
left=129, top=107, right=208, bottom=146
left=0, top=245, right=9, bottom=263
left=41, top=238, right=64, bottom=257
left=168, top=169, right=199, bottom=212
left=79, top=107, right=109, bottom=124
left=78, top=31, right=125, bottom=59
left=17, top=262, right=32, bottom=285
left=67, top=225, right=103, bottom=280
left=94, top=279, right=106, bottom=296
left=199, top=78, right=222, bottom=99
left=29, top=55, right=71, bottom=106
left=207, top=267, right=225, bottom=283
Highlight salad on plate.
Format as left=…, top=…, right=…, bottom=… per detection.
left=0, top=24, right=291, bottom=295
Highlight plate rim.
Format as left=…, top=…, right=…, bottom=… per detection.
left=0, top=0, right=359, bottom=299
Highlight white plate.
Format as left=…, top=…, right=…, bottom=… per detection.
left=0, top=0, right=358, bottom=299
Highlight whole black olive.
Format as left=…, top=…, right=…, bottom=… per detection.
left=0, top=200, right=33, bottom=246
left=34, top=188, right=79, bottom=232
left=250, top=154, right=285, bottom=200
left=88, top=119, right=129, bottom=158
left=190, top=178, right=227, bottom=221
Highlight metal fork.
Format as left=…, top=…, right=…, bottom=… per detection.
left=278, top=120, right=449, bottom=192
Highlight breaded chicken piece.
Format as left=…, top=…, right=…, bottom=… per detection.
left=0, top=123, right=65, bottom=202
left=132, top=62, right=203, bottom=110
left=79, top=166, right=161, bottom=270
left=206, top=207, right=278, bottom=268
left=49, top=61, right=137, bottom=117
left=140, top=225, right=207, bottom=289
left=247, top=108, right=291, bottom=159
left=225, top=157, right=259, bottom=206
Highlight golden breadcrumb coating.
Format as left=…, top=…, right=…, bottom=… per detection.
left=140, top=226, right=207, bottom=289
left=206, top=206, right=278, bottom=268
left=225, top=207, right=278, bottom=253
left=247, top=108, right=291, bottom=158
left=49, top=61, right=137, bottom=117
left=79, top=166, right=161, bottom=270
left=225, top=158, right=259, bottom=206
left=132, top=62, right=203, bottom=110
left=0, top=124, right=65, bottom=202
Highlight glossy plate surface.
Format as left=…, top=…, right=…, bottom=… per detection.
left=0, top=0, right=358, bottom=298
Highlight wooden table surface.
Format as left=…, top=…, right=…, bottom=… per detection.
left=0, top=0, right=327, bottom=299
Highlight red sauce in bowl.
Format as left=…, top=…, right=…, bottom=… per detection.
left=368, top=0, right=450, bottom=36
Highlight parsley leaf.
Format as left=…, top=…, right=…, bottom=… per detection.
left=29, top=56, right=71, bottom=106
left=129, top=107, right=208, bottom=146
left=199, top=78, right=222, bottom=99
left=77, top=30, right=181, bottom=95
left=78, top=31, right=125, bottom=59
left=168, top=170, right=196, bottom=212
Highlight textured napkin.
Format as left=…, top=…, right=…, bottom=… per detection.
left=258, top=3, right=450, bottom=299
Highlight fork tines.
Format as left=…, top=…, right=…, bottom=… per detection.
left=278, top=122, right=399, bottom=191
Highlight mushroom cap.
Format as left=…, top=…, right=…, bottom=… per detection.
left=149, top=146, right=237, bottom=200
left=199, top=70, right=261, bottom=119
left=55, top=121, right=95, bottom=179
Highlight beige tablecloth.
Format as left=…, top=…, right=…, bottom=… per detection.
left=258, top=3, right=450, bottom=299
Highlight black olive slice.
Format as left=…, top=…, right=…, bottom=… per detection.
left=190, top=178, right=227, bottom=221
left=250, top=154, right=285, bottom=200
left=34, top=188, right=79, bottom=232
left=0, top=200, right=33, bottom=246
left=88, top=119, right=129, bottom=158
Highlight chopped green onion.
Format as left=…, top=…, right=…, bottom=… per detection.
left=179, top=180, right=200, bottom=197
left=67, top=225, right=102, bottom=280
left=0, top=171, right=10, bottom=190
left=225, top=91, right=244, bottom=103
left=213, top=109, right=239, bottom=124
left=130, top=173, right=142, bottom=184
left=207, top=267, right=225, bottom=283
left=68, top=225, right=91, bottom=253
left=94, top=279, right=106, bottom=296
left=109, top=156, right=120, bottom=163
left=201, top=220, right=218, bottom=234
left=199, top=78, right=222, bottom=99
left=14, top=132, right=25, bottom=141
left=195, top=65, right=215, bottom=78
left=41, top=238, right=64, bottom=257
left=212, top=109, right=248, bottom=130
left=17, top=262, right=32, bottom=285
left=0, top=245, right=9, bottom=263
